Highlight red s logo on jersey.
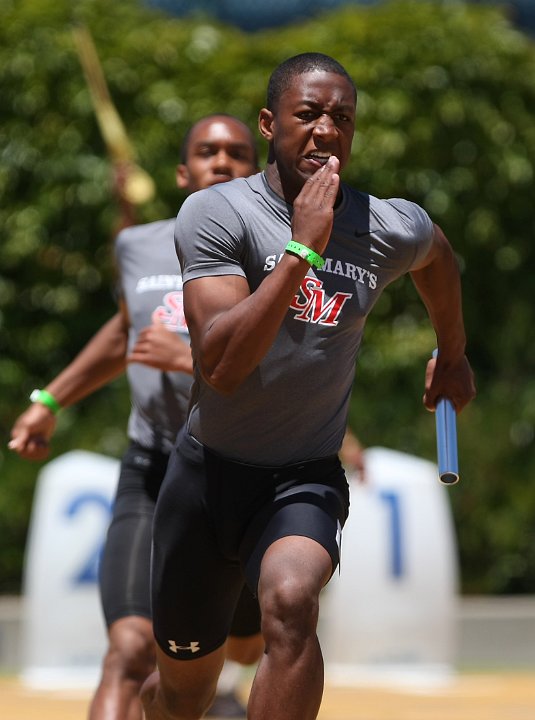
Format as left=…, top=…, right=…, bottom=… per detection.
left=290, top=277, right=352, bottom=326
left=152, top=291, right=188, bottom=333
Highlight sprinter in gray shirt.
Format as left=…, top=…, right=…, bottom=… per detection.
left=143, top=53, right=476, bottom=720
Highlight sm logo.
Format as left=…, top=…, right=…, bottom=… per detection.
left=290, top=277, right=352, bottom=326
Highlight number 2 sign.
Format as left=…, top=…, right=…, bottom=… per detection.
left=21, top=451, right=119, bottom=689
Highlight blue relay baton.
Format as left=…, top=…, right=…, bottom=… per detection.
left=432, top=349, right=459, bottom=485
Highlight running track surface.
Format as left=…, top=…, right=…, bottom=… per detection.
left=2, top=673, right=535, bottom=719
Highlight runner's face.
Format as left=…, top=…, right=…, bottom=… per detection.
left=265, top=71, right=355, bottom=199
left=178, top=117, right=257, bottom=192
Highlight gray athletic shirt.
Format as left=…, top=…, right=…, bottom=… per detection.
left=115, top=219, right=192, bottom=453
left=175, top=172, right=433, bottom=465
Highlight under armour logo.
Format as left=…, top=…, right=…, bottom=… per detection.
left=168, top=640, right=200, bottom=653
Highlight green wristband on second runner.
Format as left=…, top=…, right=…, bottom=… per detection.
left=285, top=240, right=325, bottom=270
left=30, top=389, right=62, bottom=415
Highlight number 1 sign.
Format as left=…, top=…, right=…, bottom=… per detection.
left=319, top=447, right=458, bottom=686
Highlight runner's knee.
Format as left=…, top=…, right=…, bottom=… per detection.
left=105, top=617, right=156, bottom=682
left=261, top=576, right=319, bottom=645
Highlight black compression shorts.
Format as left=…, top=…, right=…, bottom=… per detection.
left=151, top=431, right=349, bottom=660
left=99, top=441, right=168, bottom=626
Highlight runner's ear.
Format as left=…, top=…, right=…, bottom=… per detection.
left=176, top=164, right=189, bottom=190
left=258, top=108, right=274, bottom=142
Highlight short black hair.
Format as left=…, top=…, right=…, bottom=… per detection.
left=179, top=113, right=258, bottom=165
left=267, top=53, right=356, bottom=111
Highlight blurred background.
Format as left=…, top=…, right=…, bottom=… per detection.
left=1, top=0, right=534, bottom=685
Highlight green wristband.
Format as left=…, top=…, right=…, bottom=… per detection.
left=30, top=389, right=62, bottom=415
left=285, top=240, right=325, bottom=270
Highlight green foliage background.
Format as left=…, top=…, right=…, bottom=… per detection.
left=1, top=0, right=534, bottom=594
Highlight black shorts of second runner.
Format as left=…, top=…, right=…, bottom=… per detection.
left=99, top=441, right=169, bottom=627
left=151, top=431, right=350, bottom=661
left=99, top=439, right=261, bottom=636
